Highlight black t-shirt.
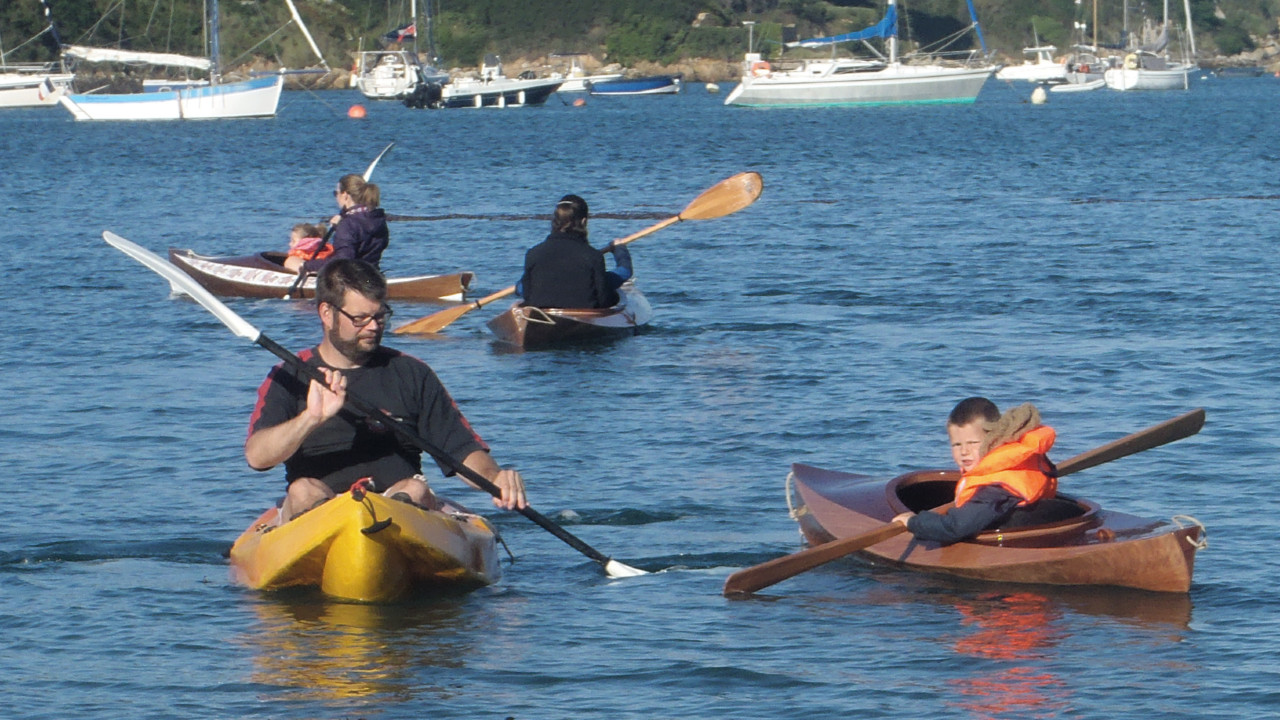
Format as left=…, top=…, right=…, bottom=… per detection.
left=248, top=345, right=488, bottom=493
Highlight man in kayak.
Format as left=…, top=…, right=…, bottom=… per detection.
left=517, top=194, right=632, bottom=309
left=892, top=397, right=1057, bottom=544
left=245, top=258, right=527, bottom=523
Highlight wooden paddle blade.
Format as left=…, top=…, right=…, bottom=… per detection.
left=393, top=284, right=518, bottom=335
left=1056, top=408, right=1205, bottom=477
left=393, top=302, right=478, bottom=335
left=723, top=523, right=909, bottom=596
left=678, top=171, right=764, bottom=221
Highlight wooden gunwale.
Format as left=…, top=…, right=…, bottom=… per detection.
left=167, top=248, right=473, bottom=301
left=790, top=463, right=1202, bottom=592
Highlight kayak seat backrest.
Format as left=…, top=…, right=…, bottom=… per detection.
left=999, top=496, right=1086, bottom=529
left=896, top=479, right=955, bottom=513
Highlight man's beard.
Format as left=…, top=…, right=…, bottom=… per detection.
left=328, top=318, right=381, bottom=365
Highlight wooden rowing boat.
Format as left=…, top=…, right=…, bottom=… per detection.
left=228, top=491, right=502, bottom=602
left=486, top=281, right=653, bottom=347
left=788, top=463, right=1205, bottom=593
left=167, top=248, right=474, bottom=301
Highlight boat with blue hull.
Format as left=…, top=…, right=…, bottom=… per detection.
left=586, top=74, right=682, bottom=95
left=57, top=0, right=325, bottom=121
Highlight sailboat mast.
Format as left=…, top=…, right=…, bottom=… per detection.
left=888, top=0, right=897, bottom=63
left=1092, top=0, right=1097, bottom=48
left=411, top=0, right=419, bottom=57
left=209, top=0, right=221, bottom=83
left=1182, top=0, right=1197, bottom=56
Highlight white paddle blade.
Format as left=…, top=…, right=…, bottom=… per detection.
left=103, top=231, right=262, bottom=343
left=605, top=559, right=648, bottom=578
left=364, top=141, right=395, bottom=180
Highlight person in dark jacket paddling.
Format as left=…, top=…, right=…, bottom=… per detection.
left=283, top=174, right=390, bottom=275
left=246, top=259, right=526, bottom=523
left=517, top=194, right=632, bottom=309
left=892, top=397, right=1058, bottom=545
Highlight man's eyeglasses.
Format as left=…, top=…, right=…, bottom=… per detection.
left=333, top=303, right=393, bottom=328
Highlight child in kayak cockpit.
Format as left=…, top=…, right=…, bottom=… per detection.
left=892, top=397, right=1057, bottom=544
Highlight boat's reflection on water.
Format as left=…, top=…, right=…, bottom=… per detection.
left=946, top=591, right=1070, bottom=718
left=240, top=591, right=492, bottom=703
left=932, top=582, right=1192, bottom=720
left=802, top=571, right=1193, bottom=720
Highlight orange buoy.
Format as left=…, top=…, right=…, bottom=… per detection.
left=348, top=104, right=367, bottom=119
left=572, top=97, right=586, bottom=107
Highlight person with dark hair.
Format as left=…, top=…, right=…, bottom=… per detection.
left=517, top=193, right=632, bottom=309
left=245, top=259, right=527, bottom=523
left=283, top=174, right=390, bottom=275
left=892, top=397, right=1057, bottom=544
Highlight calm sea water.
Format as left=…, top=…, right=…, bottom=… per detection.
left=3, top=76, right=1279, bottom=719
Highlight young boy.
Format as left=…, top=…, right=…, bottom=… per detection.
left=892, top=397, right=1057, bottom=544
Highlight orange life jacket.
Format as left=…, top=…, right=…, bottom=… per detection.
left=955, top=425, right=1057, bottom=507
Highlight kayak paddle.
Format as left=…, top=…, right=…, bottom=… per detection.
left=392, top=171, right=765, bottom=335
left=722, top=408, right=1206, bottom=596
left=104, top=230, right=647, bottom=579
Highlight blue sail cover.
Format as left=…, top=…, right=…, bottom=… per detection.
left=786, top=5, right=897, bottom=48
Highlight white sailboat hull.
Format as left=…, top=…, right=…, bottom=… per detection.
left=1049, top=77, right=1106, bottom=92
left=0, top=70, right=73, bottom=108
left=1104, top=65, right=1194, bottom=91
left=356, top=51, right=448, bottom=100
left=58, top=74, right=283, bottom=121
left=725, top=61, right=993, bottom=107
left=996, top=62, right=1068, bottom=83
left=557, top=73, right=624, bottom=92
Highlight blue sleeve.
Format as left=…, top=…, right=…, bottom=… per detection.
left=609, top=243, right=632, bottom=281
left=905, top=486, right=1020, bottom=544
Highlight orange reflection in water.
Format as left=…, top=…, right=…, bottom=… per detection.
left=947, top=592, right=1071, bottom=720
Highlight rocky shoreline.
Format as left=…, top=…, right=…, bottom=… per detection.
left=69, top=44, right=1280, bottom=94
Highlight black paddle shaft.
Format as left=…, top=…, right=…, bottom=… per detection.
left=253, top=333, right=614, bottom=566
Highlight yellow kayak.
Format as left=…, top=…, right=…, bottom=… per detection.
left=228, top=490, right=502, bottom=603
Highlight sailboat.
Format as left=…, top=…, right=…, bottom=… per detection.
left=724, top=0, right=995, bottom=108
left=0, top=1, right=73, bottom=108
left=1051, top=0, right=1113, bottom=92
left=1104, top=0, right=1197, bottom=90
left=355, top=0, right=449, bottom=101
left=57, top=0, right=326, bottom=121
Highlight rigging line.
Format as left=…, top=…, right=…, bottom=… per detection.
left=145, top=0, right=161, bottom=41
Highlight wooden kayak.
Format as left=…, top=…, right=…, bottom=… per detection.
left=486, top=281, right=653, bottom=347
left=788, top=463, right=1205, bottom=593
left=167, top=248, right=474, bottom=301
left=228, top=491, right=502, bottom=602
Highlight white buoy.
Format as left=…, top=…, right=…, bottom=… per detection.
left=1030, top=85, right=1047, bottom=104
left=706, top=82, right=721, bottom=93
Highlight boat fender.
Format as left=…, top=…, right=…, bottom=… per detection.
left=751, top=60, right=772, bottom=77
left=1124, top=53, right=1138, bottom=70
